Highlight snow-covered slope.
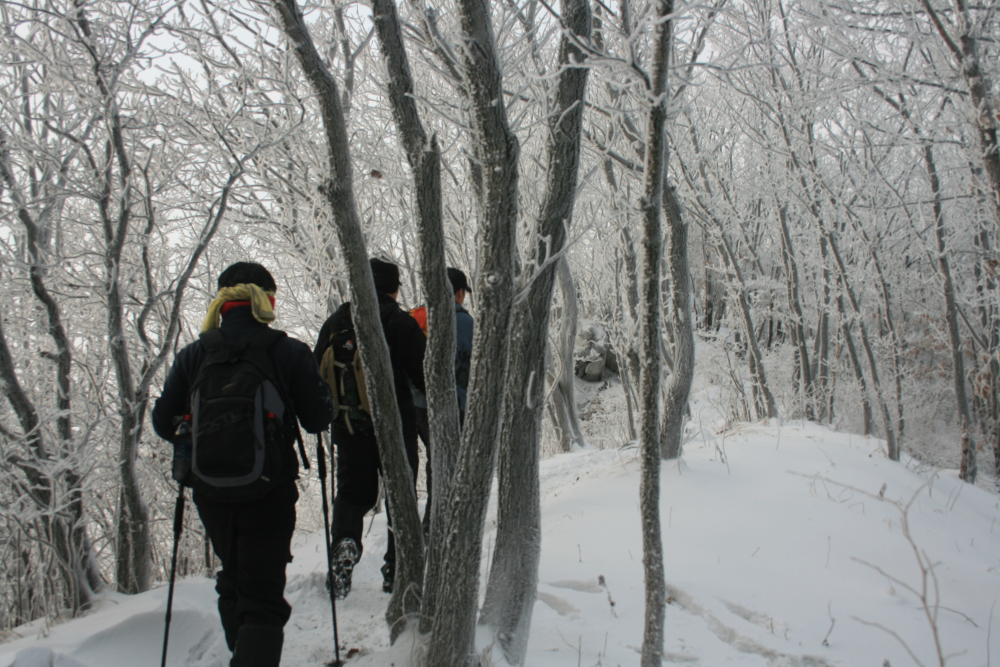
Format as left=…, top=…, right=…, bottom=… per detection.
left=2, top=402, right=998, bottom=666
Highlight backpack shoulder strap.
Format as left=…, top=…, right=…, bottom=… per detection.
left=198, top=328, right=227, bottom=351
left=248, top=327, right=310, bottom=469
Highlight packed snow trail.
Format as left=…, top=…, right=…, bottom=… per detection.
left=2, top=415, right=999, bottom=667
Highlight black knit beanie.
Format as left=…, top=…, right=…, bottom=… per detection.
left=217, top=262, right=277, bottom=292
left=370, top=257, right=401, bottom=294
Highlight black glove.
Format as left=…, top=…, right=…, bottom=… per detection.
left=172, top=441, right=192, bottom=486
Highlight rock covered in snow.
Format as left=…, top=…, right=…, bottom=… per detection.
left=574, top=320, right=609, bottom=382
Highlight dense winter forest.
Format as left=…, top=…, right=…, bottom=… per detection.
left=1, top=0, right=998, bottom=664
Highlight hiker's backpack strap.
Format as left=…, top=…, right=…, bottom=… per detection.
left=189, top=326, right=293, bottom=500
left=246, top=328, right=294, bottom=442
left=352, top=348, right=369, bottom=421
left=241, top=327, right=300, bottom=469
left=320, top=329, right=351, bottom=432
left=198, top=328, right=227, bottom=352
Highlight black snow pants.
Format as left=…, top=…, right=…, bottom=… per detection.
left=196, top=481, right=298, bottom=652
left=330, top=420, right=418, bottom=567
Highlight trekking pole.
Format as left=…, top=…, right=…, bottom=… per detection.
left=160, top=486, right=186, bottom=667
left=317, top=433, right=344, bottom=667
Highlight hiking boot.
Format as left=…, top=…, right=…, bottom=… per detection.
left=380, top=561, right=394, bottom=594
left=327, top=538, right=360, bottom=600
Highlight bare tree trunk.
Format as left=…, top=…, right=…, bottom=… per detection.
left=333, top=3, right=357, bottom=117
left=817, top=309, right=832, bottom=420
left=826, top=231, right=898, bottom=457
left=867, top=246, right=905, bottom=448
left=974, top=228, right=1000, bottom=480
left=369, top=0, right=456, bottom=630
left=659, top=186, right=695, bottom=461
left=922, top=142, right=977, bottom=480
left=813, top=238, right=833, bottom=423
left=837, top=295, right=874, bottom=435
left=715, top=235, right=778, bottom=419
left=421, top=0, right=520, bottom=663
left=777, top=205, right=813, bottom=418
left=550, top=257, right=588, bottom=453
left=104, top=137, right=150, bottom=595
left=597, top=152, right=640, bottom=438
left=477, top=2, right=590, bottom=663
left=621, top=225, right=643, bottom=431
left=638, top=2, right=671, bottom=664
left=269, top=0, right=426, bottom=638
left=613, top=250, right=638, bottom=441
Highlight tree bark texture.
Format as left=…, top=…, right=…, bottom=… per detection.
left=270, top=0, right=425, bottom=636
left=777, top=206, right=813, bottom=418
left=924, top=142, right=977, bottom=481
left=639, top=2, right=671, bottom=664
left=716, top=235, right=778, bottom=420
left=479, top=3, right=590, bottom=660
left=659, top=185, right=694, bottom=461
left=551, top=257, right=588, bottom=453
left=412, top=140, right=465, bottom=634
left=867, top=244, right=905, bottom=448
left=814, top=238, right=833, bottom=422
left=423, top=0, right=520, bottom=663
left=103, top=126, right=150, bottom=596
left=619, top=225, right=642, bottom=439
left=837, top=295, right=874, bottom=436
left=824, top=228, right=898, bottom=458
left=370, top=0, right=456, bottom=630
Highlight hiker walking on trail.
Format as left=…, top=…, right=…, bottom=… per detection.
left=313, top=257, right=426, bottom=598
left=152, top=262, right=332, bottom=667
left=408, top=267, right=475, bottom=532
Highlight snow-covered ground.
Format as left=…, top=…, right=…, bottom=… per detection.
left=2, top=361, right=999, bottom=667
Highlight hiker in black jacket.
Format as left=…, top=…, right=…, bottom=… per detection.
left=152, top=262, right=332, bottom=667
left=313, top=257, right=426, bottom=598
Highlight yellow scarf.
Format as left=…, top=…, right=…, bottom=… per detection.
left=201, top=284, right=276, bottom=332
